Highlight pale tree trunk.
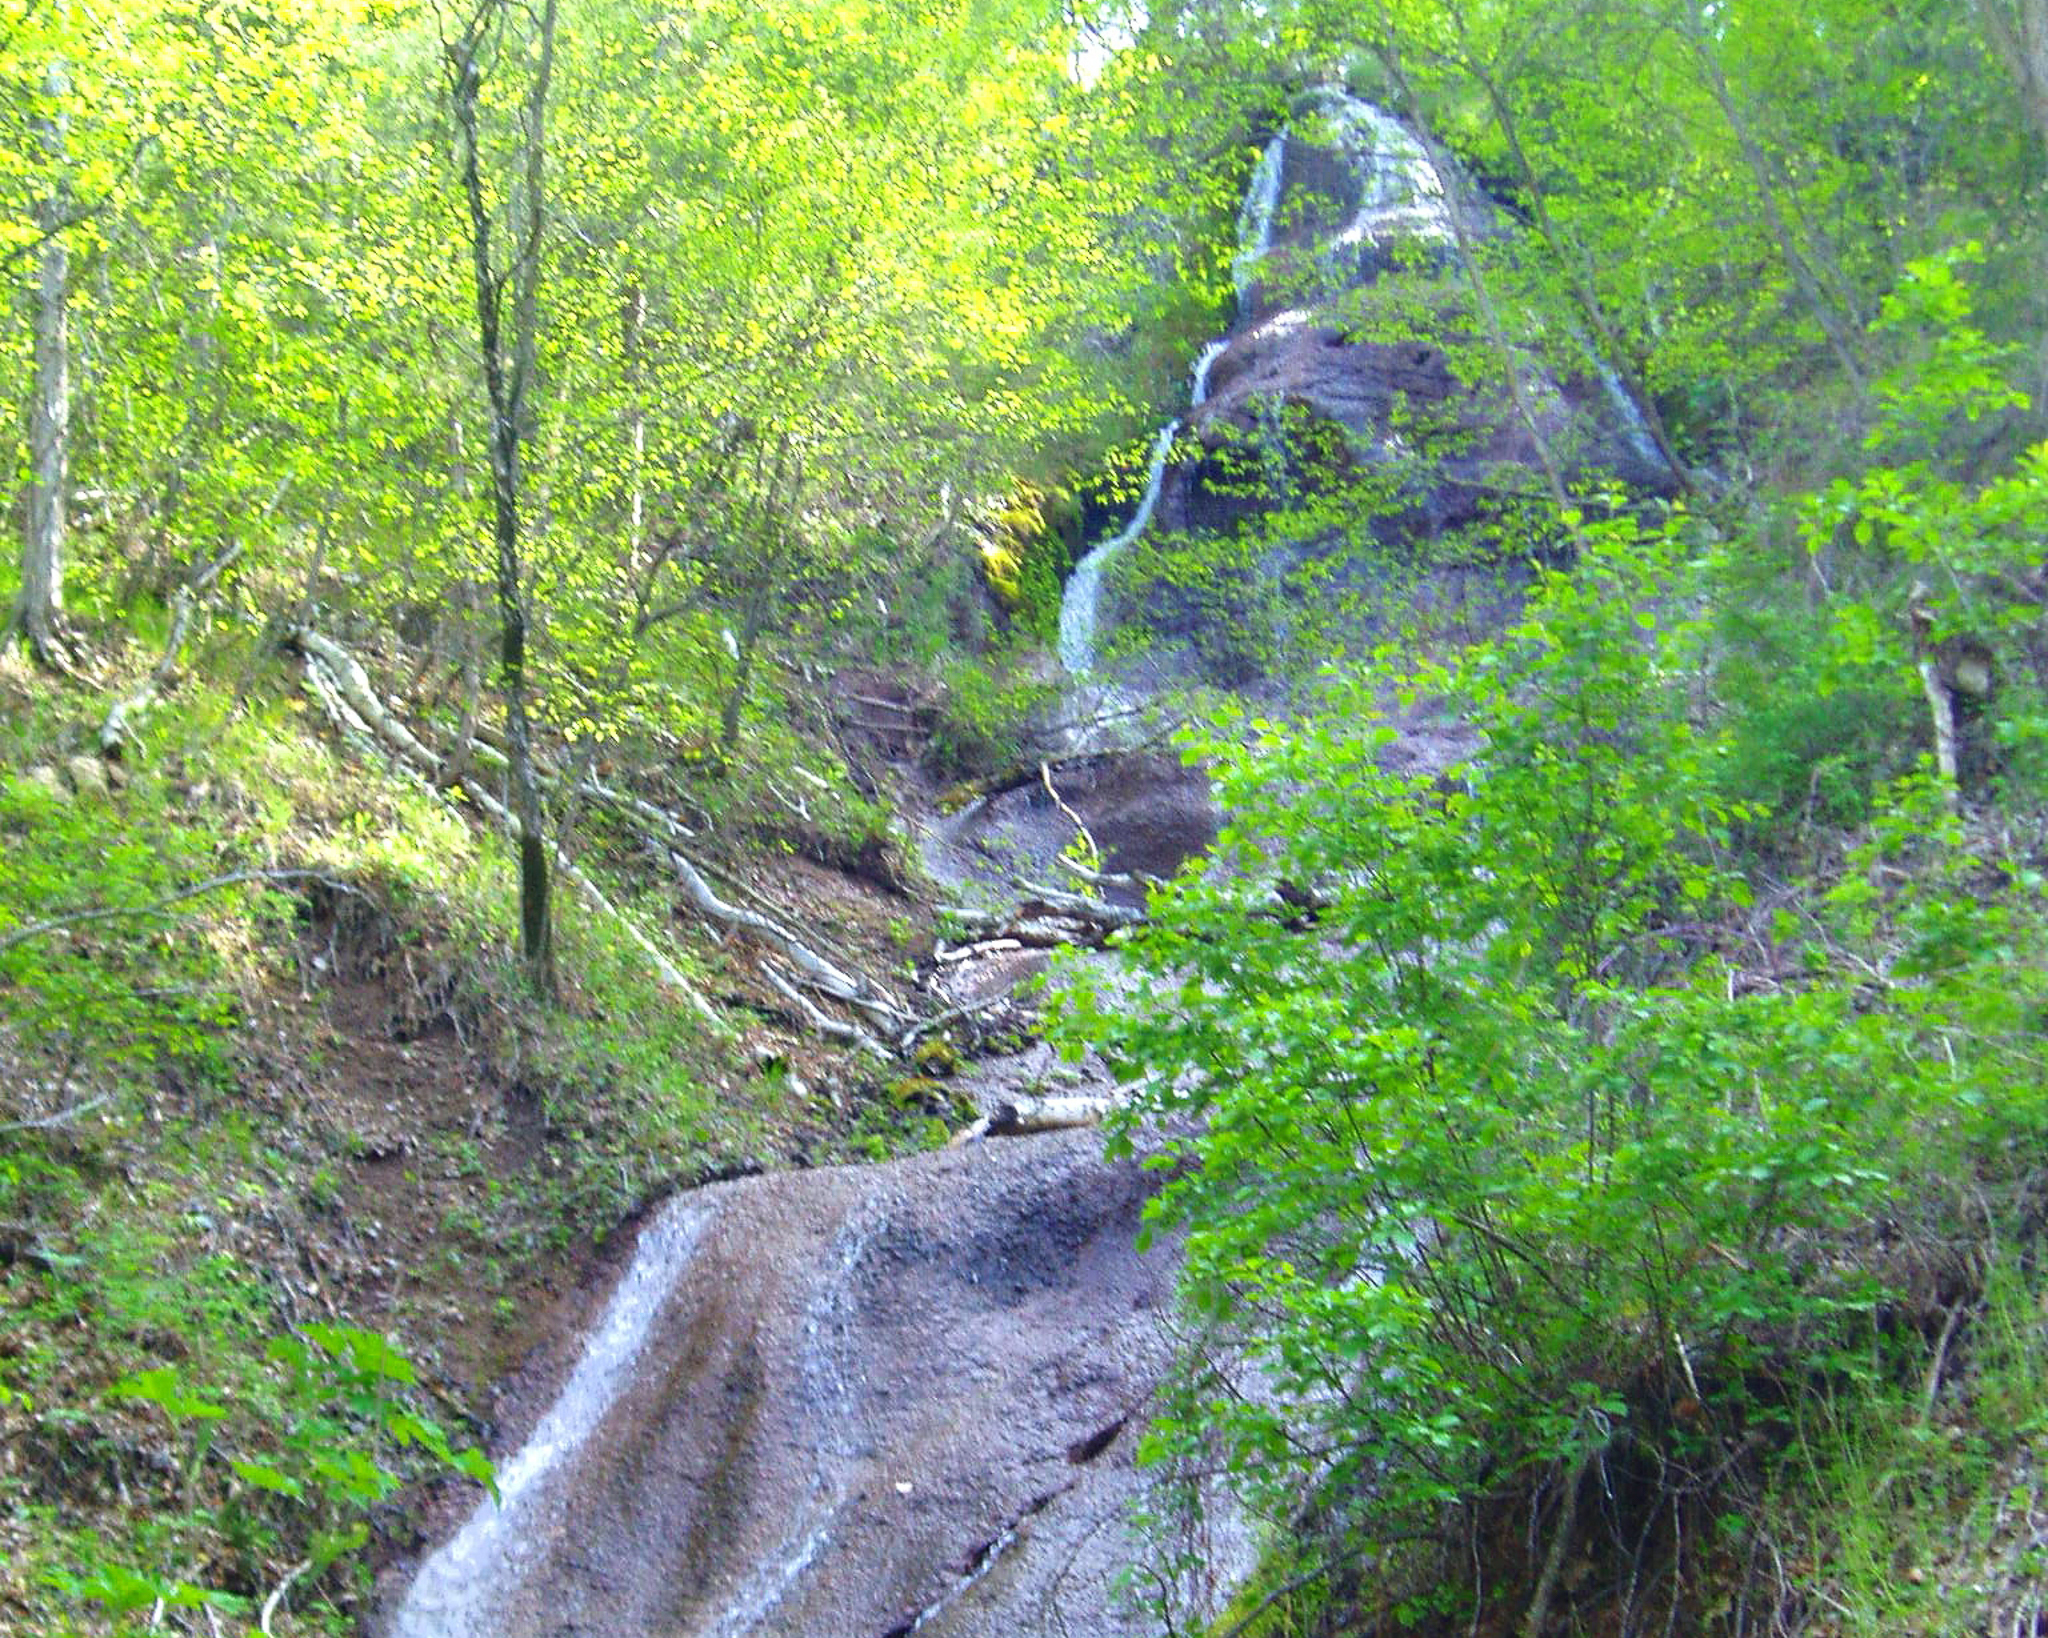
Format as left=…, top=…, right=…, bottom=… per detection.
left=15, top=61, right=73, bottom=670
left=449, top=0, right=560, bottom=987
left=623, top=283, right=647, bottom=567
left=719, top=575, right=772, bottom=754
left=1973, top=0, right=2048, bottom=171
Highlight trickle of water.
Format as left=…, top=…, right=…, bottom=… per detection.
left=1305, top=91, right=1451, bottom=271
left=389, top=1194, right=718, bottom=1638
left=702, top=1209, right=875, bottom=1638
left=1189, top=338, right=1229, bottom=410
left=1594, top=359, right=1663, bottom=470
left=1056, top=419, right=1180, bottom=675
left=1234, top=133, right=1286, bottom=320
left=1058, top=136, right=1286, bottom=677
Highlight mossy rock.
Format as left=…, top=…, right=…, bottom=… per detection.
left=886, top=1076, right=947, bottom=1112
left=913, top=1036, right=962, bottom=1076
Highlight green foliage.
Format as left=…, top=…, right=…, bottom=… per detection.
left=1712, top=588, right=1912, bottom=836
left=928, top=654, right=1058, bottom=779
left=1057, top=512, right=2048, bottom=1624
left=982, top=481, right=1084, bottom=638
left=1804, top=249, right=2048, bottom=794
left=53, top=1326, right=491, bottom=1628
left=1766, top=1255, right=2048, bottom=1636
left=0, top=764, right=245, bottom=1089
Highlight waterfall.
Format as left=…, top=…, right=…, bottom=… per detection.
left=1190, top=337, right=1228, bottom=409
left=1233, top=133, right=1286, bottom=320
left=1056, top=419, right=1181, bottom=674
left=1303, top=91, right=1452, bottom=279
left=1594, top=358, right=1663, bottom=471
left=1057, top=140, right=1285, bottom=676
left=390, top=1195, right=718, bottom=1638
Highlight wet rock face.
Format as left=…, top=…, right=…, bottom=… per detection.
left=922, top=753, right=1220, bottom=904
left=386, top=1130, right=1247, bottom=1638
left=1148, top=89, right=1676, bottom=607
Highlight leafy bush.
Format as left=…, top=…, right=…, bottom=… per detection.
left=927, top=654, right=1057, bottom=779
left=1055, top=514, right=2048, bottom=1629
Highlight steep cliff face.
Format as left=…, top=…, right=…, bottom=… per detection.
left=1109, top=90, right=1674, bottom=671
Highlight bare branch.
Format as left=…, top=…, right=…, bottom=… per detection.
left=0, top=870, right=364, bottom=958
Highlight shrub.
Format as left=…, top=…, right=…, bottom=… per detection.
left=1055, top=513, right=2048, bottom=1629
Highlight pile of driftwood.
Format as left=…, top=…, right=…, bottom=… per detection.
left=287, top=629, right=1142, bottom=1062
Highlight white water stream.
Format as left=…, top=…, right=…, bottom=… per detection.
left=390, top=1194, right=718, bottom=1638
left=1057, top=138, right=1286, bottom=676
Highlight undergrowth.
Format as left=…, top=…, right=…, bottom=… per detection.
left=0, top=643, right=799, bottom=1634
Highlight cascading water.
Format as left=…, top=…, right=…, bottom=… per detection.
left=390, top=1195, right=718, bottom=1638
left=1057, top=138, right=1286, bottom=676
left=1308, top=91, right=1452, bottom=264
left=1594, top=358, right=1664, bottom=472
left=1232, top=133, right=1286, bottom=321
left=1055, top=420, right=1179, bottom=675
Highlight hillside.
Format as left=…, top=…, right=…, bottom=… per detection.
left=6, top=0, right=2048, bottom=1635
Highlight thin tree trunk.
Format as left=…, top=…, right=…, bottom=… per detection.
left=1973, top=0, right=2048, bottom=172
left=623, top=283, right=647, bottom=567
left=1680, top=23, right=1869, bottom=397
left=449, top=0, right=561, bottom=986
left=1460, top=50, right=1693, bottom=492
left=719, top=577, right=771, bottom=753
left=16, top=61, right=72, bottom=670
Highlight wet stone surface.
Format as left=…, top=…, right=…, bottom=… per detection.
left=383, top=1127, right=1245, bottom=1638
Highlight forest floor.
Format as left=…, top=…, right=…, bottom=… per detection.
left=0, top=636, right=1004, bottom=1635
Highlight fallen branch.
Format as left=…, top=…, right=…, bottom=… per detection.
left=0, top=1093, right=111, bottom=1133
left=259, top=1558, right=310, bottom=1636
left=897, top=989, right=1012, bottom=1054
left=296, top=630, right=716, bottom=1019
left=934, top=937, right=1022, bottom=964
left=953, top=1092, right=1117, bottom=1144
left=758, top=960, right=887, bottom=1057
left=1013, top=878, right=1144, bottom=929
left=295, top=628, right=442, bottom=770
left=0, top=869, right=359, bottom=958
left=665, top=848, right=909, bottom=1033
left=1053, top=855, right=1156, bottom=896
left=1040, top=761, right=1100, bottom=869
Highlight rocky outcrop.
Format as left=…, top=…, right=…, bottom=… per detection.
left=385, top=1123, right=1248, bottom=1638
left=1106, top=90, right=1676, bottom=671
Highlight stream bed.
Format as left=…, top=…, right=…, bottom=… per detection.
left=384, top=1105, right=1247, bottom=1638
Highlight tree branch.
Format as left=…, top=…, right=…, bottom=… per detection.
left=0, top=870, right=362, bottom=958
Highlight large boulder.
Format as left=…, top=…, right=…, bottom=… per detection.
left=1112, top=89, right=1675, bottom=676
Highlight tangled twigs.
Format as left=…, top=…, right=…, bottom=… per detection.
left=292, top=626, right=929, bottom=1046
left=293, top=629, right=716, bottom=1021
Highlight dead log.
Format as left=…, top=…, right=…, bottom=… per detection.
left=758, top=960, right=887, bottom=1058
left=1013, top=878, right=1144, bottom=929
left=664, top=848, right=910, bottom=1034
left=951, top=1093, right=1117, bottom=1144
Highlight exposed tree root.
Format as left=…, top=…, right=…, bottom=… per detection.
left=293, top=628, right=717, bottom=1022
left=290, top=626, right=1168, bottom=1058
left=289, top=626, right=960, bottom=1051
